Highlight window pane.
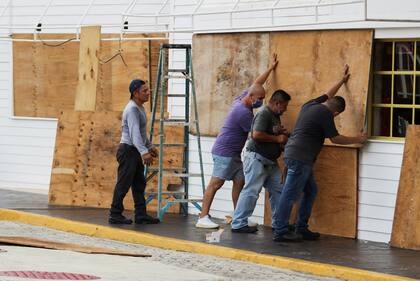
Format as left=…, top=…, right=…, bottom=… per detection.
left=394, top=75, right=414, bottom=104
left=372, top=107, right=390, bottom=137
left=415, top=109, right=420, bottom=125
left=392, top=108, right=413, bottom=137
left=416, top=75, right=420, bottom=105
left=373, top=74, right=392, bottom=104
left=374, top=41, right=393, bottom=71
left=417, top=42, right=420, bottom=70
left=394, top=41, right=414, bottom=71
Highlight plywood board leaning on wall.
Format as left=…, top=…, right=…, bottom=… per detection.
left=268, top=29, right=373, bottom=143
left=191, top=32, right=269, bottom=136
left=264, top=146, right=358, bottom=238
left=391, top=125, right=420, bottom=250
left=49, top=110, right=181, bottom=213
left=13, top=33, right=167, bottom=117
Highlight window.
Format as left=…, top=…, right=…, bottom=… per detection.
left=370, top=40, right=420, bottom=139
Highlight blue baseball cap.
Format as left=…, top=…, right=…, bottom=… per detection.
left=129, top=79, right=145, bottom=95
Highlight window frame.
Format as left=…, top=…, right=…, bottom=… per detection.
left=369, top=39, right=419, bottom=141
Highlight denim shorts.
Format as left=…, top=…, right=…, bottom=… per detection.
left=212, top=154, right=244, bottom=181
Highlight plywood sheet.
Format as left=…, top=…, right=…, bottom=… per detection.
left=264, top=146, right=358, bottom=238
left=0, top=236, right=150, bottom=257
left=13, top=33, right=167, bottom=117
left=391, top=125, right=420, bottom=250
left=191, top=33, right=269, bottom=136
left=74, top=26, right=101, bottom=111
left=49, top=110, right=183, bottom=213
left=268, top=30, right=373, bottom=142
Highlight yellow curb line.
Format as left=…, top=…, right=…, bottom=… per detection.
left=0, top=208, right=417, bottom=281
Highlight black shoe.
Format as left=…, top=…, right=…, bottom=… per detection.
left=273, top=230, right=303, bottom=242
left=135, top=214, right=160, bottom=224
left=231, top=225, right=258, bottom=233
left=108, top=215, right=133, bottom=225
left=296, top=228, right=320, bottom=241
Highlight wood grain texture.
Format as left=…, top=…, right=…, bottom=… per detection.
left=0, top=236, right=150, bottom=257
left=74, top=26, right=101, bottom=111
left=268, top=29, right=373, bottom=142
left=191, top=32, right=269, bottom=136
left=49, top=110, right=182, bottom=213
left=13, top=33, right=166, bottom=117
left=264, top=146, right=358, bottom=238
left=391, top=125, right=420, bottom=250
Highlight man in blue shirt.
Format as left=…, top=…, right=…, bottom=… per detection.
left=109, top=79, right=159, bottom=225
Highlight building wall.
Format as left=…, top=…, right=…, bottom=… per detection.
left=0, top=0, right=418, bottom=242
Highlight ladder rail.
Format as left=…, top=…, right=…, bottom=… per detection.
left=157, top=45, right=167, bottom=220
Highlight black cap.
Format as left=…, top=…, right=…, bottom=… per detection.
left=129, top=79, right=145, bottom=95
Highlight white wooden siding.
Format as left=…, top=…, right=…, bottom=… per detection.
left=358, top=140, right=404, bottom=243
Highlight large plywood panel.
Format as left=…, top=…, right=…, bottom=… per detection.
left=264, top=146, right=358, bottom=238
left=13, top=33, right=166, bottom=117
left=13, top=34, right=79, bottom=117
left=49, top=110, right=183, bottom=213
left=192, top=33, right=269, bottom=136
left=391, top=125, right=420, bottom=250
left=74, top=26, right=101, bottom=111
left=268, top=30, right=373, bottom=142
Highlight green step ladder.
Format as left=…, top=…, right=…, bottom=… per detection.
left=145, top=44, right=205, bottom=220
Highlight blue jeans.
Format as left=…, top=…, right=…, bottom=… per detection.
left=231, top=150, right=283, bottom=229
left=275, top=158, right=318, bottom=234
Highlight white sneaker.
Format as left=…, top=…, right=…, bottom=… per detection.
left=196, top=215, right=219, bottom=229
left=248, top=219, right=258, bottom=227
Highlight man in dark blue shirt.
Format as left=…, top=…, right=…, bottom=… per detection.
left=274, top=65, right=367, bottom=242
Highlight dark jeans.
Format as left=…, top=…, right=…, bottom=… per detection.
left=109, top=143, right=147, bottom=218
left=274, top=158, right=318, bottom=234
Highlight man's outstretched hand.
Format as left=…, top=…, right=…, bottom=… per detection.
left=342, top=64, right=350, bottom=83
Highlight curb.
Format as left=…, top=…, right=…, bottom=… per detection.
left=0, top=208, right=417, bottom=281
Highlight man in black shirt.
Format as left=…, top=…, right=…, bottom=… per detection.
left=274, top=65, right=367, bottom=242
left=231, top=90, right=290, bottom=233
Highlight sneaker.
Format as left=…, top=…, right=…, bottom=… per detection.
left=196, top=215, right=219, bottom=229
left=248, top=219, right=258, bottom=227
left=231, top=225, right=258, bottom=233
left=108, top=215, right=133, bottom=225
left=296, top=228, right=320, bottom=241
left=135, top=214, right=160, bottom=224
left=273, top=230, right=303, bottom=242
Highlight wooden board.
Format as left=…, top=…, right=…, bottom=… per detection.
left=13, top=33, right=167, bottom=117
left=268, top=30, right=373, bottom=142
left=191, top=32, right=269, bottom=136
left=391, top=125, right=420, bottom=250
left=49, top=110, right=183, bottom=213
left=74, top=26, right=101, bottom=111
left=264, top=146, right=358, bottom=238
left=0, top=236, right=150, bottom=257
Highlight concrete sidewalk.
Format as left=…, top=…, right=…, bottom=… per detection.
left=1, top=188, right=419, bottom=281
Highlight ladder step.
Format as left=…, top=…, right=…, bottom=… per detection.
left=152, top=143, right=187, bottom=147
left=164, top=75, right=192, bottom=81
left=162, top=173, right=202, bottom=178
left=161, top=44, right=191, bottom=49
left=148, top=167, right=186, bottom=172
left=168, top=69, right=187, bottom=73
left=145, top=191, right=186, bottom=196
left=167, top=198, right=203, bottom=203
left=167, top=94, right=187, bottom=97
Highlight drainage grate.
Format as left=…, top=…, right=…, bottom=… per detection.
left=0, top=271, right=100, bottom=280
